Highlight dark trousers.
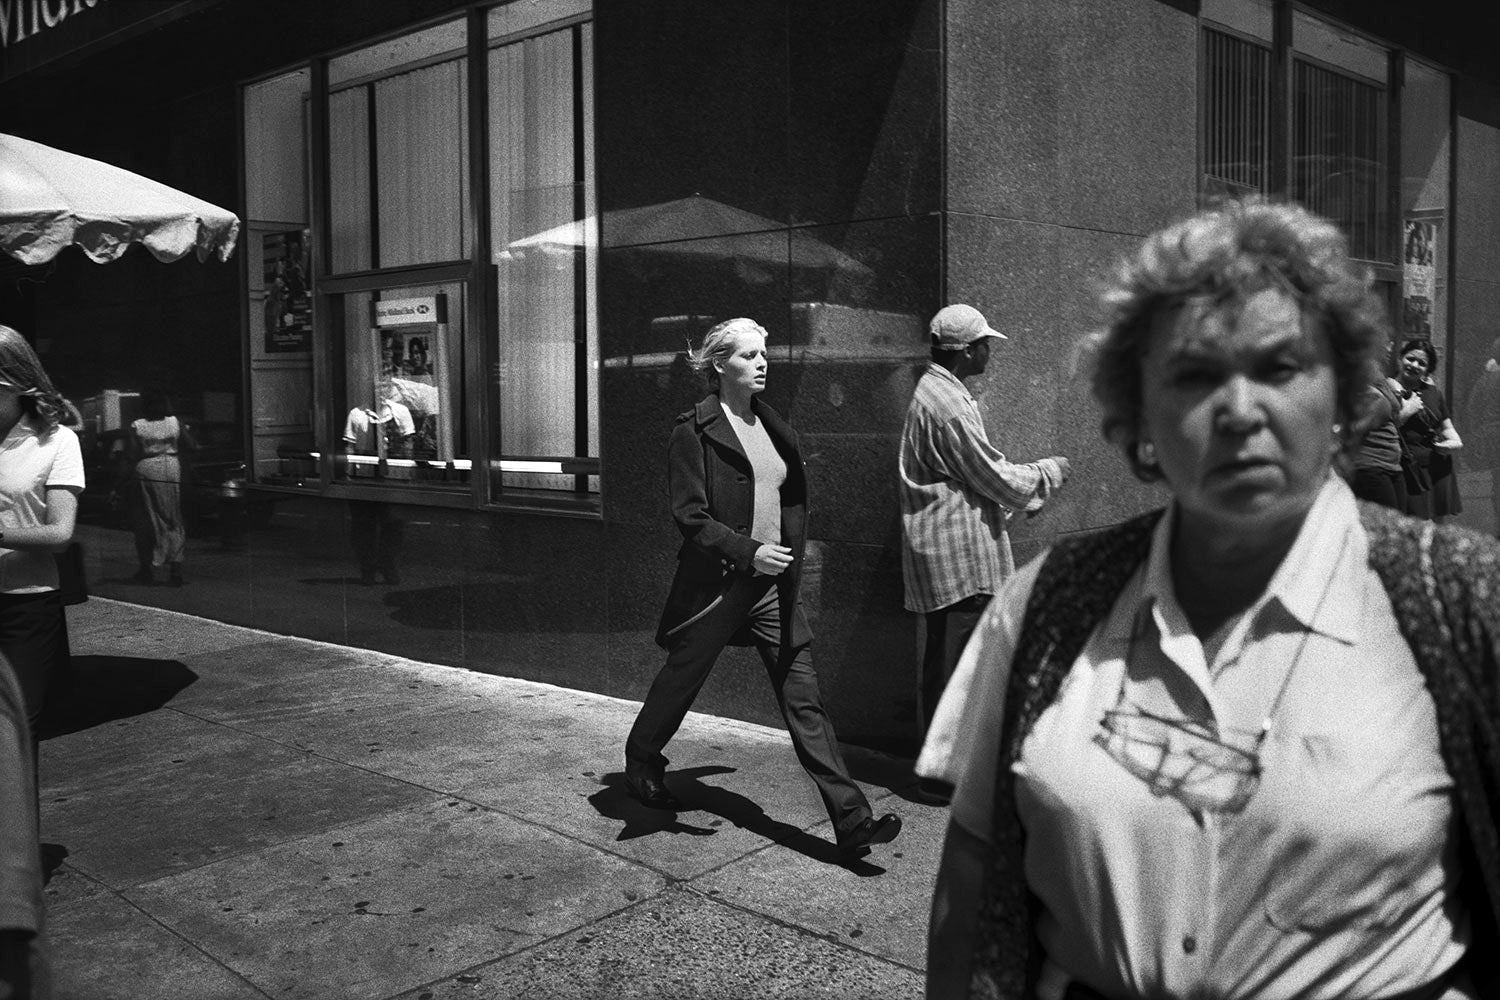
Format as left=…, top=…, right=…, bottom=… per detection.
left=1351, top=466, right=1408, bottom=512
left=348, top=500, right=405, bottom=580
left=625, top=574, right=871, bottom=838
left=0, top=591, right=68, bottom=732
left=921, top=593, right=992, bottom=732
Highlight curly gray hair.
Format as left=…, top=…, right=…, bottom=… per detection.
left=1089, top=199, right=1389, bottom=482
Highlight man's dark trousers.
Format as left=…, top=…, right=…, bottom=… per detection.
left=921, top=592, right=992, bottom=733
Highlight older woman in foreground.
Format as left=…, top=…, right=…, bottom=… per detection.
left=919, top=201, right=1500, bottom=1000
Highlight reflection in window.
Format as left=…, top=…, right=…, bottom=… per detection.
left=328, top=20, right=470, bottom=272
left=338, top=285, right=466, bottom=485
left=488, top=15, right=599, bottom=495
left=1202, top=28, right=1272, bottom=201
left=1292, top=58, right=1388, bottom=262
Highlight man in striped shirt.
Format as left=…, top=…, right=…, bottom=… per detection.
left=899, top=304, right=1070, bottom=734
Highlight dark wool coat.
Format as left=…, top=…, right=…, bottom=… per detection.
left=654, top=394, right=812, bottom=651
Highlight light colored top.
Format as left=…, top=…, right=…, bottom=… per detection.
left=898, top=364, right=1063, bottom=612
left=342, top=401, right=414, bottom=454
left=0, top=417, right=84, bottom=595
left=1354, top=383, right=1402, bottom=472
left=725, top=411, right=785, bottom=547
left=922, top=476, right=1471, bottom=1000
left=131, top=415, right=180, bottom=458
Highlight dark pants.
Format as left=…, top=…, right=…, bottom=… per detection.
left=625, top=574, right=871, bottom=838
left=1351, top=466, right=1408, bottom=512
left=348, top=500, right=404, bottom=582
left=0, top=591, right=68, bottom=732
left=921, top=593, right=992, bottom=732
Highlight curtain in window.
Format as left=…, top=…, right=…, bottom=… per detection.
left=375, top=58, right=469, bottom=268
left=1293, top=61, right=1388, bottom=262
left=1203, top=29, right=1271, bottom=200
left=490, top=26, right=594, bottom=490
left=329, top=87, right=372, bottom=273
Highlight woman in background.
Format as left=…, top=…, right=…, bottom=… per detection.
left=127, top=389, right=196, bottom=586
left=1396, top=338, right=1464, bottom=521
left=0, top=324, right=85, bottom=741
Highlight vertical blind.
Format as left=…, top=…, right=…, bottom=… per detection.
left=1292, top=59, right=1388, bottom=262
left=1202, top=28, right=1271, bottom=200
left=490, top=23, right=597, bottom=493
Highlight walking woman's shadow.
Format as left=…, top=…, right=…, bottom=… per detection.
left=589, top=765, right=888, bottom=874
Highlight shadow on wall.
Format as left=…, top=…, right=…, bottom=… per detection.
left=36, top=655, right=198, bottom=739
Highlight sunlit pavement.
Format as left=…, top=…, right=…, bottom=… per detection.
left=38, top=598, right=942, bottom=1000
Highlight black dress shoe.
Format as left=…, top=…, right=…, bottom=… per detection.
left=626, top=774, right=681, bottom=810
left=838, top=812, right=902, bottom=858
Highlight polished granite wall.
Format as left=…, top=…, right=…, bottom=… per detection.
left=943, top=0, right=1200, bottom=567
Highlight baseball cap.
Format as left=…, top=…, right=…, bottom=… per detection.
left=930, top=304, right=1007, bottom=349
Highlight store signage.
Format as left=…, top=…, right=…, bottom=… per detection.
left=0, top=0, right=106, bottom=49
left=374, top=296, right=444, bottom=327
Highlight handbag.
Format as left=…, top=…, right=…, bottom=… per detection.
left=54, top=541, right=88, bottom=605
left=1400, top=443, right=1431, bottom=496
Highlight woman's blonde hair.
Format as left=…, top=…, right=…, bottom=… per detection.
left=0, top=325, right=72, bottom=428
left=686, top=317, right=768, bottom=391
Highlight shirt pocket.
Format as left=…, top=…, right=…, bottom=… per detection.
left=1257, top=732, right=1448, bottom=935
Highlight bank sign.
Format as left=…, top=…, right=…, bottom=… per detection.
left=0, top=0, right=212, bottom=83
left=0, top=0, right=108, bottom=48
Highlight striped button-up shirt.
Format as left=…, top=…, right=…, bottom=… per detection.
left=899, top=364, right=1063, bottom=613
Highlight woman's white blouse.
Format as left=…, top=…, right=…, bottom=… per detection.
left=926, top=477, right=1471, bottom=1000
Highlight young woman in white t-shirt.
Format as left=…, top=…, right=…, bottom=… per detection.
left=0, top=325, right=85, bottom=736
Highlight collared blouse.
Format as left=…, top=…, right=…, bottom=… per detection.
left=927, top=476, right=1472, bottom=1000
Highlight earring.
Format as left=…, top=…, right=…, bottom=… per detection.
left=1136, top=440, right=1156, bottom=468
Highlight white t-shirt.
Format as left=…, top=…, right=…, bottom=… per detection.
left=342, top=401, right=414, bottom=455
left=0, top=417, right=85, bottom=594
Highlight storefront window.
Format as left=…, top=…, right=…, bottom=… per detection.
left=243, top=68, right=315, bottom=486
left=328, top=20, right=471, bottom=272
left=1291, top=12, right=1390, bottom=263
left=335, top=283, right=467, bottom=485
left=1400, top=59, right=1450, bottom=350
left=241, top=4, right=597, bottom=509
left=487, top=4, right=599, bottom=496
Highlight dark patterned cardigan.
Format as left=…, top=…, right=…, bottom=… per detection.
left=968, top=501, right=1500, bottom=1000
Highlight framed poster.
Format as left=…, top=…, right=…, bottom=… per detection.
left=263, top=229, right=312, bottom=353
left=1402, top=218, right=1437, bottom=339
left=370, top=294, right=451, bottom=462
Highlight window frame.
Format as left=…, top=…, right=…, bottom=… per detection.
left=241, top=2, right=602, bottom=519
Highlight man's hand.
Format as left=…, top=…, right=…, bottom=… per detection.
left=1049, top=456, right=1072, bottom=483
left=752, top=543, right=794, bottom=576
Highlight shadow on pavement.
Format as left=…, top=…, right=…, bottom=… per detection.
left=590, top=766, right=890, bottom=875
left=36, top=655, right=198, bottom=739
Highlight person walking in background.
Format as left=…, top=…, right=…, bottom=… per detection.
left=0, top=325, right=84, bottom=754
left=898, top=304, right=1070, bottom=736
left=126, top=389, right=196, bottom=586
left=624, top=317, right=901, bottom=862
left=1395, top=338, right=1464, bottom=521
left=1463, top=337, right=1500, bottom=537
left=919, top=201, right=1500, bottom=1000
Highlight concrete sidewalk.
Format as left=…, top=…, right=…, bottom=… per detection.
left=37, top=598, right=941, bottom=1000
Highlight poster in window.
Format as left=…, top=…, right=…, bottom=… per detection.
left=1402, top=219, right=1436, bottom=338
left=373, top=295, right=447, bottom=462
left=263, top=229, right=312, bottom=353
